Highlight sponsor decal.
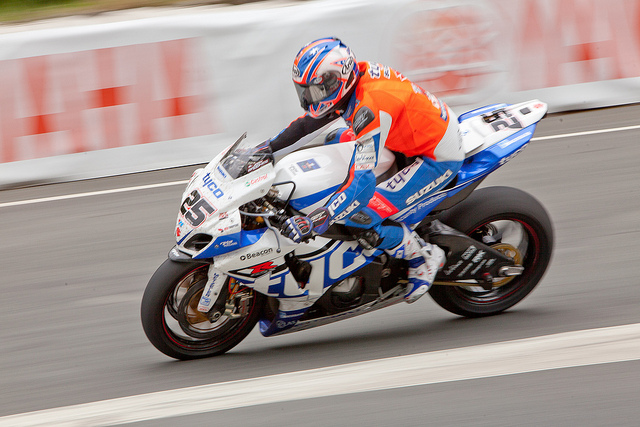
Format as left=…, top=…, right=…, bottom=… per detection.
left=498, top=146, right=527, bottom=166
left=472, top=250, right=486, bottom=263
left=354, top=164, right=374, bottom=171
left=355, top=153, right=376, bottom=163
left=240, top=247, right=273, bottom=261
left=367, top=193, right=398, bottom=217
left=279, top=311, right=304, bottom=319
left=366, top=62, right=390, bottom=80
left=216, top=165, right=228, bottom=180
left=219, top=239, right=237, bottom=248
left=247, top=159, right=269, bottom=173
left=328, top=193, right=348, bottom=215
left=406, top=169, right=453, bottom=204
left=368, top=62, right=381, bottom=79
left=341, top=57, right=355, bottom=75
left=461, top=245, right=477, bottom=260
left=292, top=64, right=301, bottom=78
left=202, top=173, right=224, bottom=198
left=250, top=261, right=277, bottom=275
left=352, top=107, right=375, bottom=135
left=354, top=139, right=376, bottom=170
left=309, top=209, right=330, bottom=226
left=297, top=159, right=320, bottom=172
left=202, top=272, right=220, bottom=302
left=394, top=70, right=408, bottom=81
left=396, top=192, right=447, bottom=221
left=444, top=260, right=463, bottom=276
left=457, top=262, right=474, bottom=277
left=327, top=242, right=370, bottom=281
left=331, top=201, right=360, bottom=223
left=245, top=174, right=268, bottom=187
left=354, top=152, right=376, bottom=171
left=276, top=320, right=298, bottom=329
left=384, top=159, right=423, bottom=192
left=349, top=211, right=372, bottom=225
left=470, top=259, right=487, bottom=275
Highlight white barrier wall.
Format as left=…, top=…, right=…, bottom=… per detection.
left=1, top=0, right=639, bottom=188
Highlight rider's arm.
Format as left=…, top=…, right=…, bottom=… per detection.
left=269, top=112, right=339, bottom=157
left=321, top=104, right=393, bottom=224
left=282, top=103, right=393, bottom=243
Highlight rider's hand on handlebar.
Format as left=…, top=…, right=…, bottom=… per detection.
left=283, top=216, right=314, bottom=243
left=282, top=208, right=331, bottom=243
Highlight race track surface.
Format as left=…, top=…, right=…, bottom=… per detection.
left=1, top=104, right=639, bottom=426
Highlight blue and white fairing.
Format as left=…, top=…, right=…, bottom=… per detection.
left=173, top=134, right=385, bottom=336
left=177, top=100, right=547, bottom=338
left=391, top=100, right=548, bottom=225
left=258, top=101, right=548, bottom=336
left=174, top=138, right=277, bottom=260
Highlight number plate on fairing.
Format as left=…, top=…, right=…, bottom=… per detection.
left=459, top=100, right=547, bottom=156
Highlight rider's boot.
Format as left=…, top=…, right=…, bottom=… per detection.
left=386, top=225, right=446, bottom=303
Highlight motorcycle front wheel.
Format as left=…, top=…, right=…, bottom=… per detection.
left=428, top=186, right=554, bottom=317
left=141, top=259, right=265, bottom=360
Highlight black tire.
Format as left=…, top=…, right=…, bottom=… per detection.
left=427, top=186, right=553, bottom=317
left=141, top=259, right=265, bottom=360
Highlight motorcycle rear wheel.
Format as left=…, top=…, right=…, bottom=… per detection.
left=141, top=259, right=265, bottom=360
left=428, top=186, right=553, bottom=317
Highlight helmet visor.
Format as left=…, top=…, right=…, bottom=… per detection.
left=295, top=72, right=340, bottom=110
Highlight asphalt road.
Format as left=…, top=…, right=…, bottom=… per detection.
left=1, top=104, right=639, bottom=426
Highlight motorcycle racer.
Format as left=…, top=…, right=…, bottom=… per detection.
left=271, top=37, right=464, bottom=303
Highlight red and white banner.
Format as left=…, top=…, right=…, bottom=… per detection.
left=0, top=0, right=638, bottom=187
left=0, top=39, right=214, bottom=163
left=383, top=0, right=640, bottom=108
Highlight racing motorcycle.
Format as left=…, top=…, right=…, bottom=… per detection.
left=141, top=100, right=553, bottom=360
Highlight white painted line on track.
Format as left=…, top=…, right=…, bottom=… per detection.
left=0, top=180, right=188, bottom=209
left=1, top=123, right=638, bottom=210
left=2, top=323, right=639, bottom=427
left=531, top=124, right=640, bottom=141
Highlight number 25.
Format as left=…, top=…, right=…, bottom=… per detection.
left=180, top=190, right=216, bottom=227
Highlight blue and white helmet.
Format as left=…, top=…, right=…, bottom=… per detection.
left=292, top=37, right=358, bottom=118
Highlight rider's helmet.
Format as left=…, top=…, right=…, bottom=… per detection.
left=292, top=37, right=358, bottom=118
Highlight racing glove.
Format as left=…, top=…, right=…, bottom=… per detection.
left=283, top=207, right=331, bottom=243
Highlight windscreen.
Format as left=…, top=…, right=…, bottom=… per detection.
left=218, top=134, right=274, bottom=179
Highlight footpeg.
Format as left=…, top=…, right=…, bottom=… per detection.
left=498, top=265, right=524, bottom=276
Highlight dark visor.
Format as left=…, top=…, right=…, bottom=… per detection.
left=295, top=72, right=340, bottom=110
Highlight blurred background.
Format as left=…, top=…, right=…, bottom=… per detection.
left=1, top=0, right=639, bottom=188
left=1, top=1, right=639, bottom=426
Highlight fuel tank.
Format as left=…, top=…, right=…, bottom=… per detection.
left=274, top=142, right=395, bottom=214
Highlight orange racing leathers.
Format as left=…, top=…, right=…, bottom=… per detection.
left=269, top=61, right=464, bottom=250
